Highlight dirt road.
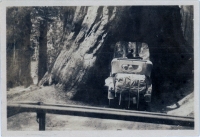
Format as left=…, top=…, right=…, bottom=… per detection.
left=7, top=83, right=194, bottom=130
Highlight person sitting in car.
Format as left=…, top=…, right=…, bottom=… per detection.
left=126, top=49, right=143, bottom=60
left=126, top=49, right=134, bottom=59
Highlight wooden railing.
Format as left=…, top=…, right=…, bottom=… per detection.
left=7, top=102, right=194, bottom=130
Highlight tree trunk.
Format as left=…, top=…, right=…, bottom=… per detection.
left=180, top=6, right=193, bottom=48
left=7, top=7, right=33, bottom=88
left=39, top=6, right=119, bottom=98
left=38, top=20, right=48, bottom=82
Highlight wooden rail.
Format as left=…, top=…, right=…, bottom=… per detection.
left=7, top=102, right=194, bottom=130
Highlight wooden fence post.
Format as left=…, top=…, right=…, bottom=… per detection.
left=37, top=112, right=46, bottom=131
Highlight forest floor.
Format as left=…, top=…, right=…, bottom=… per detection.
left=7, top=61, right=194, bottom=130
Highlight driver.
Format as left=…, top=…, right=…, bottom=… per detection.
left=126, top=49, right=134, bottom=59
left=126, top=49, right=143, bottom=60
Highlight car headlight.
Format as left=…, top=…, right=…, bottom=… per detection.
left=121, top=64, right=129, bottom=70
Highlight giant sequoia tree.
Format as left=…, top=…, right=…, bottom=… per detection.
left=39, top=6, right=193, bottom=99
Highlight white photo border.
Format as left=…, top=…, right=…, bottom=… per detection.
left=1, top=0, right=199, bottom=136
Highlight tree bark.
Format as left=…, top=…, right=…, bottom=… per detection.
left=39, top=6, right=119, bottom=98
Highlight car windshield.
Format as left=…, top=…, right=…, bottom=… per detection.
left=114, top=42, right=150, bottom=60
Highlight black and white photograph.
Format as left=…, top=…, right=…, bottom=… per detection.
left=1, top=0, right=199, bottom=136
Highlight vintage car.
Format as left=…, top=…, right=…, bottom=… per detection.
left=105, top=42, right=153, bottom=109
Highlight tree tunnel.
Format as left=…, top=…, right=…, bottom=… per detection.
left=6, top=6, right=193, bottom=104
left=71, top=6, right=194, bottom=102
